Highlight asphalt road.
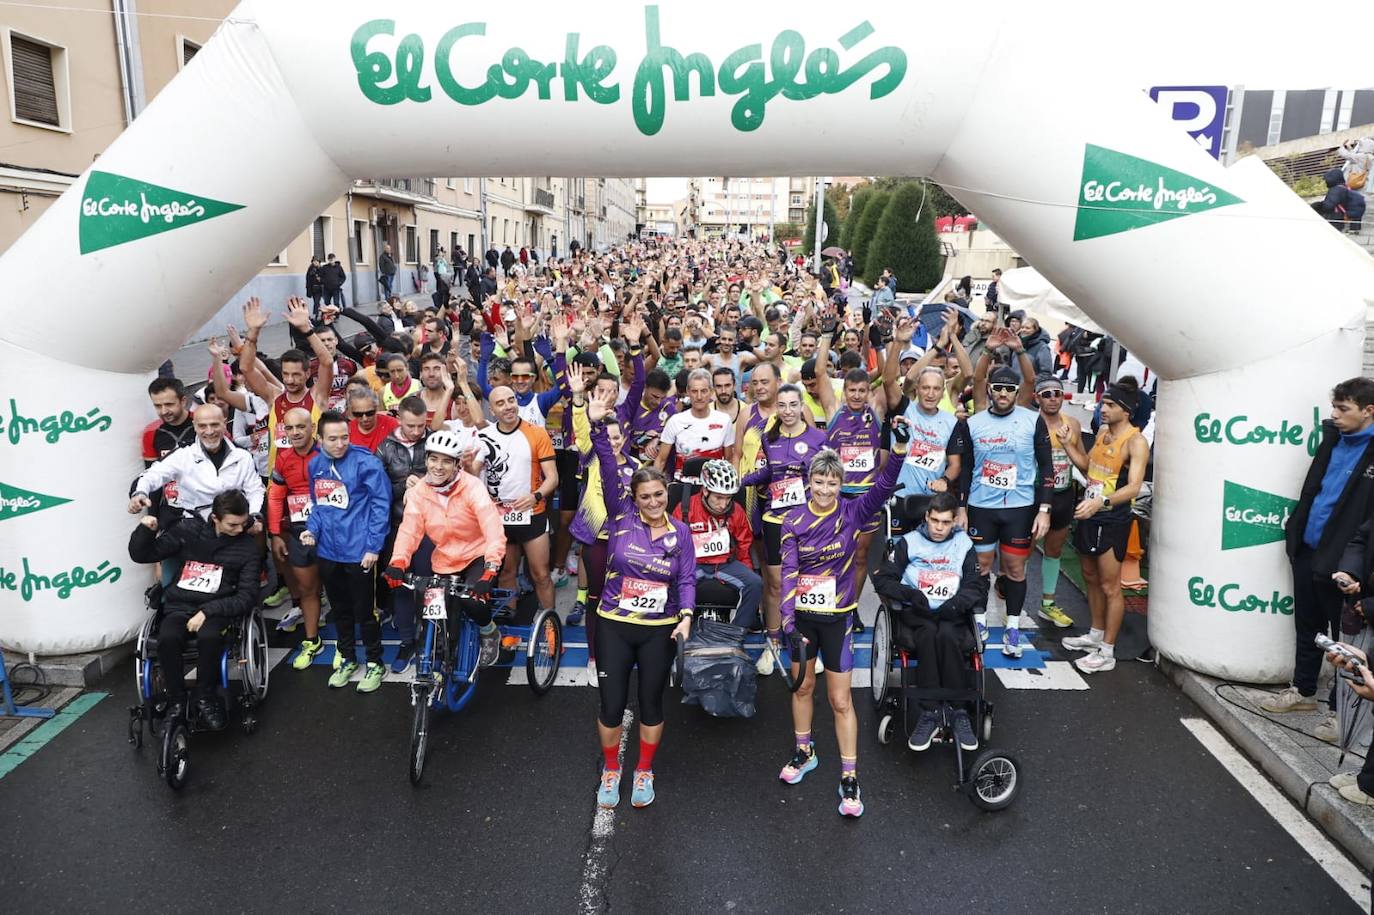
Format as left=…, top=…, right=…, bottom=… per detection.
left=0, top=559, right=1362, bottom=914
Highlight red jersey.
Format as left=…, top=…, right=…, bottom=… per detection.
left=311, top=355, right=359, bottom=411
left=672, top=492, right=753, bottom=566
left=267, top=443, right=318, bottom=534
left=349, top=413, right=399, bottom=453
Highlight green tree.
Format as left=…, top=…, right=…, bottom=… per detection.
left=802, top=194, right=839, bottom=257
left=826, top=183, right=851, bottom=222
left=870, top=176, right=968, bottom=218
left=867, top=180, right=944, bottom=293
left=772, top=221, right=802, bottom=241
left=851, top=190, right=890, bottom=284
left=840, top=190, right=872, bottom=250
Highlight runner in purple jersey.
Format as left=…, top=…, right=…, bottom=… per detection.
left=776, top=416, right=911, bottom=818
left=586, top=386, right=695, bottom=812
left=741, top=384, right=827, bottom=673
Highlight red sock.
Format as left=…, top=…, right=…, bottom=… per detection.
left=602, top=744, right=620, bottom=773
left=636, top=739, right=659, bottom=773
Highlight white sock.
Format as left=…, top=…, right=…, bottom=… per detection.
left=1006, top=615, right=1020, bottom=631
left=1089, top=628, right=1105, bottom=642
left=1099, top=641, right=1115, bottom=658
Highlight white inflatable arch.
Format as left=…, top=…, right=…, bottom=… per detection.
left=1, top=1, right=1372, bottom=682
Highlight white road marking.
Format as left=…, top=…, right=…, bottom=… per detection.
left=1180, top=717, right=1371, bottom=913
left=993, top=661, right=1089, bottom=690
left=578, top=709, right=633, bottom=915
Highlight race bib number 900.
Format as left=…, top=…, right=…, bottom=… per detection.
left=691, top=526, right=731, bottom=560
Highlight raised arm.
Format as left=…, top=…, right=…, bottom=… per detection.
left=883, top=316, right=914, bottom=411
left=238, top=298, right=283, bottom=402
left=206, top=338, right=250, bottom=412
left=589, top=388, right=630, bottom=518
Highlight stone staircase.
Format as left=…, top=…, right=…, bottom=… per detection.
left=1355, top=230, right=1374, bottom=377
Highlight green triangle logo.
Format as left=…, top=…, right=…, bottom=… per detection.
left=1074, top=144, right=1243, bottom=241
left=79, top=170, right=244, bottom=254
left=1221, top=480, right=1297, bottom=551
left=0, top=481, right=71, bottom=522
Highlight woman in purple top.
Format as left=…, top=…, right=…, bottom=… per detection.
left=776, top=417, right=911, bottom=818
left=587, top=386, right=695, bottom=813
left=740, top=384, right=827, bottom=663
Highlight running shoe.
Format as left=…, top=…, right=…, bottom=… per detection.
left=1061, top=632, right=1102, bottom=653
left=756, top=644, right=776, bottom=677
left=1259, top=686, right=1318, bottom=713
left=951, top=710, right=978, bottom=751
left=597, top=769, right=622, bottom=809
left=1037, top=602, right=1073, bottom=629
left=328, top=660, right=358, bottom=688
left=631, top=770, right=656, bottom=808
left=852, top=617, right=866, bottom=634
left=1331, top=772, right=1360, bottom=790
left=566, top=552, right=579, bottom=575
left=262, top=586, right=291, bottom=609
left=477, top=626, right=501, bottom=668
left=275, top=606, right=303, bottom=632
left=356, top=661, right=385, bottom=693
left=292, top=637, right=324, bottom=671
left=566, top=601, right=586, bottom=627
left=390, top=641, right=416, bottom=674
left=1075, top=649, right=1116, bottom=674
left=1315, top=711, right=1339, bottom=745
left=587, top=658, right=599, bottom=688
left=553, top=568, right=570, bottom=589
left=908, top=710, right=939, bottom=752
left=975, top=616, right=989, bottom=647
left=837, top=777, right=864, bottom=817
left=1002, top=627, right=1024, bottom=659
left=779, top=746, right=818, bottom=785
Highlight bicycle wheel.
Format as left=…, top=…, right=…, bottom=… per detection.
left=409, top=687, right=431, bottom=785
left=870, top=605, right=892, bottom=710
left=526, top=608, right=562, bottom=695
left=446, top=621, right=479, bottom=713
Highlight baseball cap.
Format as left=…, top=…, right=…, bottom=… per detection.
left=989, top=366, right=1020, bottom=387
left=1034, top=376, right=1064, bottom=394
left=899, top=348, right=923, bottom=363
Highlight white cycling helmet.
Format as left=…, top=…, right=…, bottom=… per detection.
left=424, top=430, right=466, bottom=458
left=700, top=459, right=739, bottom=496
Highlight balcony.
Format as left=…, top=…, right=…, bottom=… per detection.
left=366, top=177, right=437, bottom=198
left=525, top=187, right=557, bottom=214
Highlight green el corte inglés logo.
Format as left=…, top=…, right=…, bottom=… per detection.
left=79, top=170, right=244, bottom=255
left=0, top=481, right=71, bottom=522
left=1075, top=144, right=1243, bottom=241
left=1221, top=480, right=1297, bottom=551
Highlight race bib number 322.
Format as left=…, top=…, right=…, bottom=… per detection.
left=618, top=577, right=668, bottom=616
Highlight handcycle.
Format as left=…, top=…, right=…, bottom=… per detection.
left=396, top=571, right=562, bottom=784
left=127, top=584, right=270, bottom=790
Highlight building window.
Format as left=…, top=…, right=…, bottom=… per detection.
left=503, top=219, right=509, bottom=244
left=429, top=228, right=440, bottom=259
left=467, top=233, right=475, bottom=258
left=310, top=215, right=333, bottom=262
left=403, top=224, right=418, bottom=263
left=268, top=250, right=286, bottom=266
left=446, top=177, right=455, bottom=189
left=6, top=31, right=68, bottom=130
left=450, top=232, right=460, bottom=258
left=353, top=220, right=367, bottom=264
left=464, top=178, right=474, bottom=193
left=178, top=37, right=200, bottom=68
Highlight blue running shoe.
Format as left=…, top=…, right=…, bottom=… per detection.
left=597, top=769, right=621, bottom=809
left=1002, top=627, right=1024, bottom=659
left=566, top=601, right=586, bottom=627
left=631, top=770, right=656, bottom=808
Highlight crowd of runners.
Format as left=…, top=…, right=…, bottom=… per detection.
left=128, top=235, right=1159, bottom=815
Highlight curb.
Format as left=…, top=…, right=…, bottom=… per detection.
left=2, top=643, right=133, bottom=688
left=1158, top=655, right=1374, bottom=872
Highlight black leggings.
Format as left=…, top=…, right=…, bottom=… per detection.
left=594, top=615, right=676, bottom=728
left=583, top=537, right=609, bottom=660
left=157, top=608, right=228, bottom=699
left=319, top=559, right=381, bottom=665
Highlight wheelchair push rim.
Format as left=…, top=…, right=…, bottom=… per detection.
left=869, top=605, right=892, bottom=710
left=525, top=608, right=562, bottom=695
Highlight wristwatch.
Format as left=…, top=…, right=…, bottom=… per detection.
left=533, top=492, right=545, bottom=506
left=1101, top=496, right=1111, bottom=509
left=1038, top=504, right=1050, bottom=513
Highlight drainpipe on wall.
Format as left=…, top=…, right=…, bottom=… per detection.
left=111, top=0, right=147, bottom=126
left=345, top=188, right=361, bottom=306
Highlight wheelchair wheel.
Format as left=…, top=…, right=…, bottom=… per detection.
left=870, top=605, right=892, bottom=710
left=128, top=714, right=143, bottom=748
left=409, top=689, right=431, bottom=785
left=526, top=608, right=562, bottom=696
left=968, top=749, right=1020, bottom=811
left=161, top=719, right=190, bottom=790
left=981, top=708, right=994, bottom=744
left=877, top=713, right=895, bottom=746
left=134, top=613, right=157, bottom=699
left=241, top=611, right=270, bottom=702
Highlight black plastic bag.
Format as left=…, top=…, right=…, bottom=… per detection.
left=682, top=618, right=757, bottom=718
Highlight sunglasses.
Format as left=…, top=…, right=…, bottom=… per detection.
left=989, top=383, right=1019, bottom=395
left=511, top=372, right=536, bottom=380
left=352, top=410, right=377, bottom=418
left=1037, top=390, right=1064, bottom=399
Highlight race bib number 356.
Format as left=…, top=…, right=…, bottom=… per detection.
left=840, top=446, right=875, bottom=473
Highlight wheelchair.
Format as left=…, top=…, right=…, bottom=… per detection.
left=127, top=584, right=270, bottom=790
left=869, top=536, right=1022, bottom=811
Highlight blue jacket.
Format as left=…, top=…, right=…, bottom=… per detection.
left=305, top=445, right=392, bottom=562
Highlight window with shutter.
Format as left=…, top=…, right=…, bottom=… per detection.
left=311, top=217, right=326, bottom=261
left=11, top=36, right=59, bottom=126
left=182, top=40, right=200, bottom=66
